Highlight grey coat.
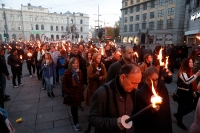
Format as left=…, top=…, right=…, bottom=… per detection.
left=88, top=76, right=136, bottom=133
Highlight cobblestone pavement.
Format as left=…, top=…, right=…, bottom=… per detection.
left=3, top=63, right=194, bottom=133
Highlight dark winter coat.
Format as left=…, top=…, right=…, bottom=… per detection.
left=88, top=76, right=136, bottom=133
left=134, top=83, right=172, bottom=133
left=62, top=69, right=84, bottom=106
left=105, top=59, right=125, bottom=83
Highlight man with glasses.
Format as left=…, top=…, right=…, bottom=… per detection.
left=88, top=64, right=142, bottom=133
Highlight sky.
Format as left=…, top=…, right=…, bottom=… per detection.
left=1, top=0, right=122, bottom=28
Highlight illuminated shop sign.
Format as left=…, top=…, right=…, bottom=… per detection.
left=191, top=12, right=200, bottom=21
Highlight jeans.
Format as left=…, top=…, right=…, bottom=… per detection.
left=11, top=66, right=21, bottom=86
left=59, top=74, right=64, bottom=96
left=71, top=106, right=78, bottom=125
left=2, top=74, right=6, bottom=97
left=44, top=77, right=53, bottom=93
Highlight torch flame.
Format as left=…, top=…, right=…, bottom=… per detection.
left=20, top=55, right=22, bottom=59
left=165, top=56, right=169, bottom=69
left=157, top=48, right=165, bottom=66
left=27, top=52, right=32, bottom=57
left=150, top=80, right=162, bottom=108
left=62, top=43, right=66, bottom=51
left=134, top=52, right=138, bottom=57
left=196, top=36, right=200, bottom=40
left=117, top=51, right=121, bottom=55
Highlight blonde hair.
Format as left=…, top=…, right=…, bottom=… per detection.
left=92, top=53, right=101, bottom=63
left=68, top=57, right=79, bottom=69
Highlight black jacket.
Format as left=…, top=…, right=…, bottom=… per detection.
left=7, top=54, right=20, bottom=67
left=0, top=55, right=9, bottom=76
left=105, top=59, right=125, bottom=83
left=88, top=76, right=136, bottom=133
left=134, top=83, right=172, bottom=133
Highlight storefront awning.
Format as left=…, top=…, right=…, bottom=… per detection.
left=185, top=29, right=200, bottom=36
left=30, top=30, right=45, bottom=35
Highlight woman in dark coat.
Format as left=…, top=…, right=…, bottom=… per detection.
left=62, top=57, right=85, bottom=131
left=134, top=66, right=172, bottom=133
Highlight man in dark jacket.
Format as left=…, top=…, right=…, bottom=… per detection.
left=7, top=49, right=23, bottom=88
left=0, top=48, right=10, bottom=101
left=16, top=45, right=24, bottom=76
left=88, top=64, right=142, bottom=133
left=105, top=46, right=134, bottom=83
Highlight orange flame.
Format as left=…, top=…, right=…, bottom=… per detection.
left=150, top=80, right=162, bottom=108
left=157, top=48, right=165, bottom=66
left=62, top=43, right=66, bottom=51
left=165, top=56, right=169, bottom=69
left=134, top=52, right=138, bottom=57
left=117, top=51, right=121, bottom=55
left=27, top=52, right=32, bottom=57
left=196, top=36, right=200, bottom=40
left=20, top=55, right=22, bottom=59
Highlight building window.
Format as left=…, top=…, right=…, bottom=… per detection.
left=197, top=0, right=200, bottom=7
left=125, top=17, right=128, bottom=23
left=130, top=16, right=133, bottom=22
left=167, top=19, right=173, bottom=28
left=136, top=5, right=140, bottom=12
left=80, top=27, right=83, bottom=32
left=135, top=23, right=139, bottom=31
left=130, top=8, right=133, bottom=13
left=125, top=2, right=128, bottom=6
left=151, top=0, right=155, bottom=8
left=124, top=9, right=128, bottom=15
left=137, top=0, right=140, bottom=3
left=71, top=19, right=73, bottom=24
left=18, top=24, right=21, bottom=30
left=56, top=26, right=59, bottom=31
left=150, top=12, right=154, bottom=19
left=35, top=17, right=37, bottom=21
left=11, top=24, right=15, bottom=30
left=81, top=35, right=83, bottom=38
left=160, top=0, right=164, bottom=6
left=0, top=34, right=2, bottom=40
left=41, top=24, right=44, bottom=30
left=51, top=26, right=53, bottom=31
left=143, top=13, right=147, bottom=21
left=35, top=24, right=39, bottom=30
left=124, top=25, right=127, bottom=32
left=158, top=10, right=164, bottom=17
left=129, top=24, right=133, bottom=32
left=149, top=22, right=154, bottom=30
left=61, top=26, right=64, bottom=31
left=168, top=8, right=175, bottom=16
left=18, top=16, right=21, bottom=20
left=131, top=0, right=134, bottom=4
left=30, top=24, right=33, bottom=30
left=30, top=16, right=33, bottom=21
left=80, top=19, right=83, bottom=24
left=10, top=15, right=14, bottom=20
left=136, top=15, right=140, bottom=21
left=169, top=0, right=175, bottom=4
left=143, top=3, right=147, bottom=10
left=142, top=23, right=146, bottom=29
left=157, top=20, right=163, bottom=29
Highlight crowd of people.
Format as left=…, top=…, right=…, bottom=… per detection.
left=0, top=39, right=200, bottom=133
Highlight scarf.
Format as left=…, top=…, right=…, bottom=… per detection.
left=69, top=68, right=79, bottom=85
left=189, top=68, right=197, bottom=91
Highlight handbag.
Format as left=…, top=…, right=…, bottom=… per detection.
left=172, top=89, right=179, bottom=102
left=63, top=95, right=74, bottom=105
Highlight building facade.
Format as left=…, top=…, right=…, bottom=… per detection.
left=120, top=0, right=186, bottom=45
left=184, top=0, right=200, bottom=45
left=0, top=3, right=89, bottom=42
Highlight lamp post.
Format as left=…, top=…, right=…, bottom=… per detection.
left=2, top=4, right=8, bottom=43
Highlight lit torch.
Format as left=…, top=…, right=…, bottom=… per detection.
left=120, top=80, right=162, bottom=129
left=20, top=55, right=22, bottom=60
left=134, top=52, right=139, bottom=63
left=157, top=48, right=165, bottom=66
left=196, top=36, right=200, bottom=40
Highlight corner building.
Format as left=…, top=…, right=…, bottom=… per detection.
left=120, top=0, right=186, bottom=45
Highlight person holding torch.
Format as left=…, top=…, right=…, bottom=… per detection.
left=134, top=66, right=172, bottom=133
left=88, top=64, right=141, bottom=133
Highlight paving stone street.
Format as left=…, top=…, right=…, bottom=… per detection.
left=3, top=61, right=195, bottom=133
